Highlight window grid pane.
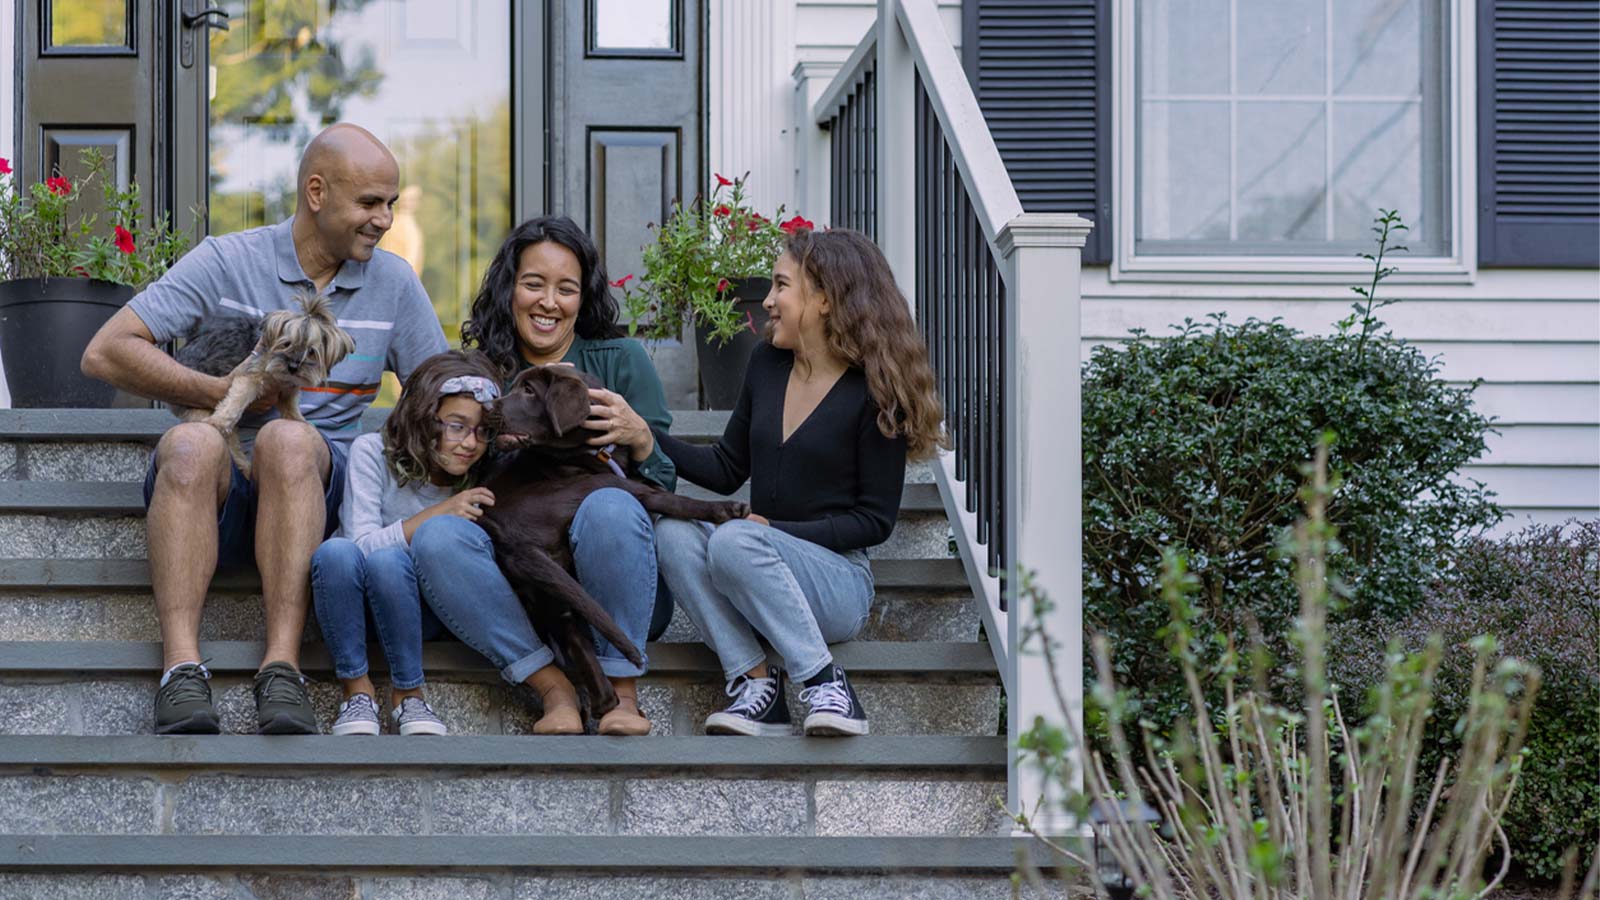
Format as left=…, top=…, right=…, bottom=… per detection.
left=1135, top=0, right=1446, bottom=256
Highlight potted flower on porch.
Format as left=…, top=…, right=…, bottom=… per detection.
left=619, top=172, right=812, bottom=409
left=0, top=148, right=189, bottom=407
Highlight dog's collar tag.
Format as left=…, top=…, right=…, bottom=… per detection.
left=592, top=444, right=627, bottom=478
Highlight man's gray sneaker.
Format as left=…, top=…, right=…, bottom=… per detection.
left=331, top=693, right=380, bottom=736
left=253, top=661, right=319, bottom=734
left=154, top=662, right=220, bottom=735
left=393, top=696, right=448, bottom=736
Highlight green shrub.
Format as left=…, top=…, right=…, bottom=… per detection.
left=1081, top=315, right=1502, bottom=724
left=1333, top=520, right=1600, bottom=879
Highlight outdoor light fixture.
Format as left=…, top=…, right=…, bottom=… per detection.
left=1087, top=799, right=1161, bottom=900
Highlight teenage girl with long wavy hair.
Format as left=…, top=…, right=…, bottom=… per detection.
left=644, top=227, right=946, bottom=736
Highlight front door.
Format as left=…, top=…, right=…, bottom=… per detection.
left=547, top=0, right=703, bottom=407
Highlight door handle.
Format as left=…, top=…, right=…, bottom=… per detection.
left=183, top=7, right=231, bottom=31
left=180, top=3, right=230, bottom=68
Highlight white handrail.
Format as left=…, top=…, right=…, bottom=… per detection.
left=812, top=31, right=877, bottom=125
left=893, top=0, right=1023, bottom=251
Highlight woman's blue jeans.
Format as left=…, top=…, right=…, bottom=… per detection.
left=410, top=488, right=670, bottom=682
left=655, top=518, right=874, bottom=683
left=310, top=538, right=444, bottom=691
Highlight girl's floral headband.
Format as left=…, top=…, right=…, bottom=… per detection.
left=439, top=376, right=500, bottom=404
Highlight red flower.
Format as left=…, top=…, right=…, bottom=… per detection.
left=609, top=274, right=635, bottom=289
left=0, top=158, right=11, bottom=176
left=715, top=173, right=733, bottom=188
left=113, top=225, right=135, bottom=254
left=747, top=213, right=768, bottom=233
left=713, top=205, right=731, bottom=217
left=46, top=176, right=71, bottom=196
left=779, top=215, right=814, bottom=235
left=745, top=311, right=759, bottom=335
left=70, top=265, right=89, bottom=277
left=716, top=278, right=731, bottom=293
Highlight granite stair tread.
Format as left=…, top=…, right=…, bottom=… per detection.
left=0, top=834, right=1061, bottom=871
left=0, top=733, right=1004, bottom=770
left=0, top=479, right=945, bottom=515
left=0, top=639, right=998, bottom=677
left=0, top=556, right=968, bottom=591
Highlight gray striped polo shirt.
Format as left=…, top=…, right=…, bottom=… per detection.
left=128, top=217, right=448, bottom=446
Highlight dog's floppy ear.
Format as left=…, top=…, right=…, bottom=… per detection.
left=544, top=374, right=591, bottom=437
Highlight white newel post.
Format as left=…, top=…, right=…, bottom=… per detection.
left=998, top=212, right=1093, bottom=834
left=876, top=0, right=917, bottom=285
left=792, top=60, right=840, bottom=227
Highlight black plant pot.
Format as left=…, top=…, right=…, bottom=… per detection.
left=694, top=277, right=771, bottom=410
left=0, top=277, right=134, bottom=408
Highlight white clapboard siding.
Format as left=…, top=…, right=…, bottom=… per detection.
left=708, top=0, right=962, bottom=218
left=1081, top=269, right=1600, bottom=532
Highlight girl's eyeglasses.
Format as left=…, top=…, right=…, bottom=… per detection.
left=436, top=420, right=495, bottom=443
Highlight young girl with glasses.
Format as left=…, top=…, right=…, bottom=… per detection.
left=311, top=350, right=503, bottom=736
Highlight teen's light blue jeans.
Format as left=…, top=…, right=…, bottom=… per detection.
left=655, top=518, right=874, bottom=683
left=310, top=539, right=444, bottom=691
left=410, top=488, right=668, bottom=682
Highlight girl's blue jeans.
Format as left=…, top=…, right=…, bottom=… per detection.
left=310, top=539, right=443, bottom=691
left=409, top=488, right=671, bottom=683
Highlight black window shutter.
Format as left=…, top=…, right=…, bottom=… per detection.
left=1478, top=0, right=1600, bottom=267
left=966, top=0, right=1110, bottom=264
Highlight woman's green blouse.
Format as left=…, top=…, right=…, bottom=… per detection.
left=514, top=334, right=677, bottom=492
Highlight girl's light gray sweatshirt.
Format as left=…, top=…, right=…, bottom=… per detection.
left=337, top=432, right=453, bottom=555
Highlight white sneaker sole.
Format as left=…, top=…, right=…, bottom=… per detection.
left=803, top=713, right=869, bottom=736
left=398, top=720, right=448, bottom=736
left=705, top=713, right=790, bottom=736
left=331, top=719, right=380, bottom=736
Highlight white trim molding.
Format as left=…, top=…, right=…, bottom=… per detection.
left=1111, top=0, right=1478, bottom=283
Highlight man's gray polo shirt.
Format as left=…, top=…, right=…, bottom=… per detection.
left=128, top=217, right=448, bottom=446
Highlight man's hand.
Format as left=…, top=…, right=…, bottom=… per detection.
left=244, top=377, right=286, bottom=415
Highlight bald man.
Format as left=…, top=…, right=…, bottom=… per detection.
left=82, top=124, right=447, bottom=735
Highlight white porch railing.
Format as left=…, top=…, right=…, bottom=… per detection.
left=805, top=0, right=1092, bottom=834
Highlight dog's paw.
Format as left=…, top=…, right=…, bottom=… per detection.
left=713, top=501, right=752, bottom=523
left=201, top=414, right=235, bottom=435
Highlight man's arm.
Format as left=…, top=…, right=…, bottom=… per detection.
left=81, top=306, right=229, bottom=409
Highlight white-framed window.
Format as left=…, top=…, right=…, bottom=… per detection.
left=1115, top=0, right=1473, bottom=279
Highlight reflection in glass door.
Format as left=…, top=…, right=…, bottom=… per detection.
left=207, top=0, right=511, bottom=364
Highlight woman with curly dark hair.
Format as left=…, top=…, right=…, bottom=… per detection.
left=312, top=349, right=503, bottom=737
left=645, top=226, right=946, bottom=737
left=411, top=215, right=673, bottom=736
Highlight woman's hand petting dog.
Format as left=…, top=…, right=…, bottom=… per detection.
left=431, top=487, right=496, bottom=523
left=585, top=387, right=654, bottom=462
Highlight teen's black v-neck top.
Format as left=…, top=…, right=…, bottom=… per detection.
left=652, top=342, right=908, bottom=553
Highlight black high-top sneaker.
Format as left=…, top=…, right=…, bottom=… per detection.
left=704, top=667, right=791, bottom=736
left=800, top=665, right=869, bottom=736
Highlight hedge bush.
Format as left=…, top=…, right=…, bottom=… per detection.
left=1332, top=520, right=1600, bottom=880
left=1082, top=315, right=1502, bottom=723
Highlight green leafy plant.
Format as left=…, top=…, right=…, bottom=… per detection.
left=1334, top=520, right=1600, bottom=880
left=1011, top=440, right=1600, bottom=900
left=1081, top=211, right=1501, bottom=727
left=620, top=172, right=812, bottom=345
left=0, top=148, right=189, bottom=289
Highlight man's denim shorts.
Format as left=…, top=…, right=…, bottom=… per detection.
left=142, top=427, right=350, bottom=570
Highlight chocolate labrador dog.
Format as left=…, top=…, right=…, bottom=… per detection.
left=476, top=364, right=749, bottom=720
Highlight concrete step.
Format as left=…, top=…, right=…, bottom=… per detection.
left=0, top=734, right=1006, bottom=838
left=0, top=481, right=953, bottom=560
left=0, top=838, right=1070, bottom=899
left=0, top=640, right=1001, bottom=738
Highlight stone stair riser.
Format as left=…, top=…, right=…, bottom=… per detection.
left=0, top=872, right=1057, bottom=899
left=0, top=513, right=947, bottom=561
left=0, top=771, right=1006, bottom=838
left=0, top=441, right=937, bottom=485
left=0, top=591, right=980, bottom=644
left=0, top=677, right=1000, bottom=738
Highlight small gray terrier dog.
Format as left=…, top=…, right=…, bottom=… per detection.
left=171, top=292, right=355, bottom=477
